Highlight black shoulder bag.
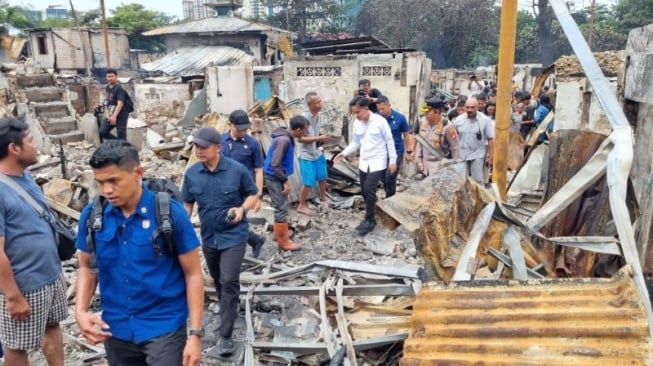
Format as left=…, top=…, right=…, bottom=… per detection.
left=0, top=173, right=77, bottom=261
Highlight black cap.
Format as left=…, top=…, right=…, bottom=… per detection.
left=192, top=127, right=222, bottom=147
left=228, top=109, right=251, bottom=131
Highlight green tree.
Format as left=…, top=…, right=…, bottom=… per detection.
left=261, top=0, right=350, bottom=42
left=515, top=10, right=540, bottom=64
left=107, top=3, right=174, bottom=51
left=0, top=4, right=31, bottom=34
left=614, top=0, right=653, bottom=33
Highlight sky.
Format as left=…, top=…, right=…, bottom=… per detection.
left=8, top=0, right=184, bottom=19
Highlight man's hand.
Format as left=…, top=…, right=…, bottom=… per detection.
left=333, top=153, right=345, bottom=164
left=253, top=198, right=262, bottom=212
left=485, top=154, right=493, bottom=165
left=7, top=293, right=30, bottom=320
left=282, top=181, right=291, bottom=195
left=319, top=134, right=331, bottom=142
left=183, top=336, right=202, bottom=366
left=405, top=152, right=414, bottom=162
left=227, top=207, right=245, bottom=223
left=76, top=311, right=112, bottom=344
left=417, top=162, right=424, bottom=172
left=388, top=163, right=397, bottom=175
left=109, top=115, right=117, bottom=125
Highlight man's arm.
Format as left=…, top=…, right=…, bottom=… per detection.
left=0, top=237, right=30, bottom=320
left=297, top=135, right=329, bottom=144
left=178, top=248, right=203, bottom=366
left=254, top=168, right=264, bottom=197
left=183, top=202, right=194, bottom=217
left=75, top=251, right=112, bottom=344
left=486, top=138, right=495, bottom=163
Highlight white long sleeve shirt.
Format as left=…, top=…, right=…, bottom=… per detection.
left=342, top=112, right=397, bottom=173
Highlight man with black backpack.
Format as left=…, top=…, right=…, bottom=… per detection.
left=74, top=140, right=204, bottom=366
left=98, top=69, right=134, bottom=141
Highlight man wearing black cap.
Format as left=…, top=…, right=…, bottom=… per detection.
left=182, top=127, right=260, bottom=356
left=220, top=110, right=266, bottom=258
left=414, top=97, right=460, bottom=176
left=376, top=95, right=410, bottom=198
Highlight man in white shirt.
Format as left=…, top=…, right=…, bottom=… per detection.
left=334, top=97, right=397, bottom=235
left=454, top=98, right=494, bottom=184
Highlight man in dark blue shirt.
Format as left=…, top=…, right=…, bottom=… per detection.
left=376, top=95, right=410, bottom=198
left=220, top=109, right=266, bottom=258
left=182, top=127, right=259, bottom=357
left=75, top=140, right=204, bottom=366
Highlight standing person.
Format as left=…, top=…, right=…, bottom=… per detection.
left=181, top=127, right=258, bottom=357
left=0, top=117, right=66, bottom=366
left=454, top=98, right=494, bottom=184
left=511, top=103, right=526, bottom=133
left=468, top=75, right=483, bottom=96
left=415, top=97, right=460, bottom=176
left=520, top=92, right=537, bottom=139
left=334, top=97, right=397, bottom=236
left=355, top=79, right=383, bottom=114
left=297, top=92, right=332, bottom=215
left=376, top=95, right=410, bottom=198
left=263, top=116, right=308, bottom=251
left=220, top=109, right=266, bottom=258
left=75, top=140, right=204, bottom=366
left=99, top=69, right=132, bottom=141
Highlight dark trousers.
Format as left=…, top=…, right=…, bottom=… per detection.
left=384, top=155, right=403, bottom=198
left=264, top=174, right=289, bottom=222
left=99, top=116, right=128, bottom=141
left=104, top=328, right=186, bottom=366
left=359, top=168, right=385, bottom=223
left=203, top=243, right=246, bottom=340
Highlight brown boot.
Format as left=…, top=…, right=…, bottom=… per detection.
left=274, top=222, right=300, bottom=251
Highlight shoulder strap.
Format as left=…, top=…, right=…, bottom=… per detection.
left=85, top=196, right=106, bottom=272
left=152, top=192, right=175, bottom=257
left=0, top=173, right=47, bottom=218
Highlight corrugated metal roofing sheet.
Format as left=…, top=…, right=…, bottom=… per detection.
left=142, top=16, right=292, bottom=36
left=140, top=46, right=255, bottom=76
left=401, top=266, right=652, bottom=365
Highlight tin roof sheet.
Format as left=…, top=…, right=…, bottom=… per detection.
left=140, top=46, right=255, bottom=76
left=142, top=16, right=292, bottom=36
left=401, top=266, right=652, bottom=365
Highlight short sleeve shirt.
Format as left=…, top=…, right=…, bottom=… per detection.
left=0, top=172, right=61, bottom=293
left=181, top=156, right=258, bottom=249
left=105, top=84, right=130, bottom=118
left=75, top=188, right=200, bottom=343
left=220, top=132, right=264, bottom=180
left=297, top=111, right=322, bottom=160
left=454, top=112, right=494, bottom=161
left=381, top=109, right=410, bottom=155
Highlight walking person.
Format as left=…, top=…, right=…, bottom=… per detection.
left=220, top=109, right=266, bottom=258
left=98, top=69, right=133, bottom=141
left=415, top=97, right=460, bottom=176
left=75, top=140, right=204, bottom=366
left=0, top=117, right=67, bottom=366
left=297, top=92, right=331, bottom=215
left=182, top=127, right=259, bottom=357
left=453, top=98, right=494, bottom=184
left=263, top=116, right=308, bottom=251
left=376, top=95, right=410, bottom=198
left=334, top=97, right=397, bottom=236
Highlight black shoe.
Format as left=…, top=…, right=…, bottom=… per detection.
left=218, top=338, right=235, bottom=357
left=356, top=220, right=376, bottom=236
left=354, top=220, right=366, bottom=231
left=250, top=233, right=265, bottom=259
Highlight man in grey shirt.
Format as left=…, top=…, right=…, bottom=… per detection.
left=296, top=92, right=331, bottom=215
left=454, top=98, right=494, bottom=184
left=0, top=117, right=67, bottom=366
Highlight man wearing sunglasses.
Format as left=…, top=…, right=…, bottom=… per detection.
left=453, top=98, right=494, bottom=184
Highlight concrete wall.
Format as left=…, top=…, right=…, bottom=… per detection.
left=554, top=77, right=615, bottom=135
left=205, top=65, right=254, bottom=114
left=29, top=31, right=56, bottom=69
left=133, top=83, right=191, bottom=119
left=90, top=30, right=130, bottom=69
left=165, top=34, right=264, bottom=64
left=282, top=52, right=432, bottom=127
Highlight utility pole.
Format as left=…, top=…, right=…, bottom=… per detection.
left=588, top=0, right=596, bottom=48
left=68, top=0, right=91, bottom=76
left=100, top=0, right=111, bottom=68
left=493, top=0, right=519, bottom=199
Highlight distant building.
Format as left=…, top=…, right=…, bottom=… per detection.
left=24, top=10, right=43, bottom=23
left=183, top=0, right=218, bottom=20
left=45, top=6, right=68, bottom=20
left=241, top=0, right=268, bottom=19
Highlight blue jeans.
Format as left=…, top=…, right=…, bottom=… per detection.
left=99, top=115, right=128, bottom=141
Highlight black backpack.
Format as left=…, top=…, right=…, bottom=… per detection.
left=85, top=178, right=182, bottom=270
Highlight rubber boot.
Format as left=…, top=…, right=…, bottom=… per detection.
left=274, top=222, right=300, bottom=251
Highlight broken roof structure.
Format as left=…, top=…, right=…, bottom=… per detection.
left=140, top=46, right=256, bottom=77
left=299, top=36, right=394, bottom=56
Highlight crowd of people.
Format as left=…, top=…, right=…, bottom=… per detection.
left=0, top=73, right=556, bottom=365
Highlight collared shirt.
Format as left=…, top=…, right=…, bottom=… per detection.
left=342, top=112, right=397, bottom=173
left=220, top=132, right=263, bottom=179
left=418, top=122, right=445, bottom=161
left=454, top=112, right=494, bottom=161
left=76, top=188, right=200, bottom=344
left=0, top=172, right=61, bottom=293
left=380, top=109, right=410, bottom=155
left=182, top=156, right=258, bottom=249
left=297, top=111, right=322, bottom=160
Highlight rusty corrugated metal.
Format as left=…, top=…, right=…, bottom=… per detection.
left=401, top=266, right=652, bottom=365
left=140, top=46, right=255, bottom=76
left=142, top=16, right=292, bottom=36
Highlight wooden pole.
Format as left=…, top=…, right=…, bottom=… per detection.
left=68, top=0, right=92, bottom=76
left=492, top=0, right=519, bottom=200
left=588, top=0, right=596, bottom=48
left=100, top=0, right=111, bottom=68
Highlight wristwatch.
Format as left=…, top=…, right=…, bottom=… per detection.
left=188, top=328, right=204, bottom=338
